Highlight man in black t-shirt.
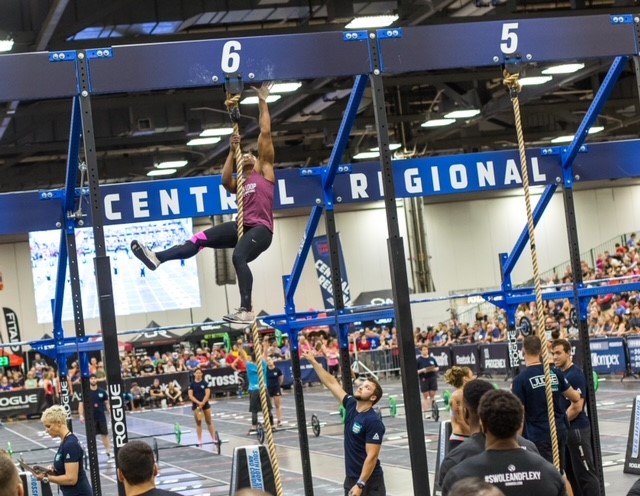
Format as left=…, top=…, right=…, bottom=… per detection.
left=416, top=344, right=439, bottom=415
left=78, top=374, right=113, bottom=461
left=438, top=380, right=538, bottom=486
left=442, top=390, right=566, bottom=496
left=117, top=441, right=182, bottom=495
left=552, top=339, right=601, bottom=496
left=304, top=351, right=386, bottom=496
left=511, top=335, right=580, bottom=468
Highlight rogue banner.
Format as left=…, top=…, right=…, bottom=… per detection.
left=0, top=388, right=46, bottom=418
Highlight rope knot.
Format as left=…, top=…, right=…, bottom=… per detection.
left=503, top=71, right=521, bottom=99
left=225, top=93, right=242, bottom=123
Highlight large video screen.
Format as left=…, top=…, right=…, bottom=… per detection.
left=29, top=219, right=201, bottom=324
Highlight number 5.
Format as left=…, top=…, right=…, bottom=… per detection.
left=500, top=22, right=519, bottom=55
left=221, top=40, right=241, bottom=73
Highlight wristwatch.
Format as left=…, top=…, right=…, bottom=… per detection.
left=356, top=480, right=366, bottom=489
left=42, top=476, right=49, bottom=484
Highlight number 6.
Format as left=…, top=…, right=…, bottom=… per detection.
left=500, top=23, right=519, bottom=55
left=221, top=40, right=241, bottom=73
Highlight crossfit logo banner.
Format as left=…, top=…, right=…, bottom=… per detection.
left=311, top=234, right=352, bottom=309
left=2, top=307, right=22, bottom=354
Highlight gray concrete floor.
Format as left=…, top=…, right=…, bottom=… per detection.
left=3, top=376, right=639, bottom=495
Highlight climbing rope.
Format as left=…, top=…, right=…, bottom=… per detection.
left=503, top=70, right=561, bottom=471
left=225, top=90, right=283, bottom=496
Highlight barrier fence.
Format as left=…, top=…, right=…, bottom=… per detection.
left=0, top=341, right=634, bottom=420
left=354, top=337, right=636, bottom=377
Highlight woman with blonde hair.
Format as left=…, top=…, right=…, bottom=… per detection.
left=443, top=366, right=474, bottom=451
left=35, top=405, right=92, bottom=496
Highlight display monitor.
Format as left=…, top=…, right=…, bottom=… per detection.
left=29, top=218, right=201, bottom=324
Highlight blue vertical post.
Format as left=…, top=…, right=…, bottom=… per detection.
left=502, top=184, right=557, bottom=282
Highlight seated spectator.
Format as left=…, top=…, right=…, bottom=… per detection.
left=95, top=362, right=107, bottom=383
left=165, top=383, right=182, bottom=407
left=0, top=375, right=12, bottom=391
left=356, top=334, right=371, bottom=352
left=185, top=353, right=201, bottom=370
left=10, top=370, right=24, bottom=390
left=24, top=370, right=39, bottom=389
left=148, top=378, right=165, bottom=408
left=280, top=337, right=291, bottom=359
left=129, top=383, right=146, bottom=412
left=139, top=357, right=156, bottom=376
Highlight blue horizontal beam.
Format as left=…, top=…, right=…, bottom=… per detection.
left=87, top=33, right=372, bottom=95
left=4, top=139, right=640, bottom=235
left=0, top=14, right=637, bottom=102
left=380, top=14, right=638, bottom=73
left=0, top=52, right=77, bottom=101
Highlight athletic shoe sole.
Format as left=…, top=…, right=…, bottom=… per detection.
left=131, top=240, right=158, bottom=271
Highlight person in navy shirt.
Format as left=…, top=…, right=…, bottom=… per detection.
left=512, top=335, right=580, bottom=469
left=188, top=368, right=219, bottom=448
left=303, top=350, right=386, bottom=496
left=78, top=374, right=113, bottom=461
left=552, top=339, right=601, bottom=496
left=37, top=406, right=93, bottom=496
left=416, top=344, right=439, bottom=416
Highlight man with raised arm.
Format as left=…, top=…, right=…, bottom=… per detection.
left=131, top=82, right=275, bottom=324
left=303, top=350, right=386, bottom=496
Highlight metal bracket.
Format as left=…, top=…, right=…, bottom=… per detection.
left=541, top=145, right=589, bottom=156
left=300, top=165, right=351, bottom=177
left=377, top=28, right=403, bottom=40
left=86, top=48, right=114, bottom=59
left=49, top=51, right=76, bottom=63
left=343, top=31, right=368, bottom=42
left=223, top=73, right=244, bottom=94
left=611, top=15, right=634, bottom=24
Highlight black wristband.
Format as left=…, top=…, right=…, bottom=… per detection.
left=356, top=480, right=366, bottom=489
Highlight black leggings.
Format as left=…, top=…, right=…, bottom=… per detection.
left=156, top=222, right=272, bottom=310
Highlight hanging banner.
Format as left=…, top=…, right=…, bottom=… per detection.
left=2, top=307, right=22, bottom=355
left=311, top=234, right=352, bottom=309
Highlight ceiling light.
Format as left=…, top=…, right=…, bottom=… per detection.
left=147, top=169, right=176, bottom=176
left=550, top=126, right=605, bottom=143
left=156, top=160, right=187, bottom=169
left=370, top=144, right=402, bottom=151
left=241, top=95, right=282, bottom=105
left=271, top=82, right=302, bottom=93
left=421, top=118, right=456, bottom=128
left=187, top=137, right=222, bottom=146
left=443, top=109, right=481, bottom=119
left=200, top=128, right=234, bottom=137
left=353, top=151, right=380, bottom=160
left=519, top=76, right=553, bottom=86
left=0, top=39, right=14, bottom=53
left=542, top=63, right=585, bottom=75
left=345, top=15, right=399, bottom=29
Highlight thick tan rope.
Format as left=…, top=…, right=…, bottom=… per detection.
left=503, top=71, right=560, bottom=470
left=225, top=92, right=283, bottom=496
